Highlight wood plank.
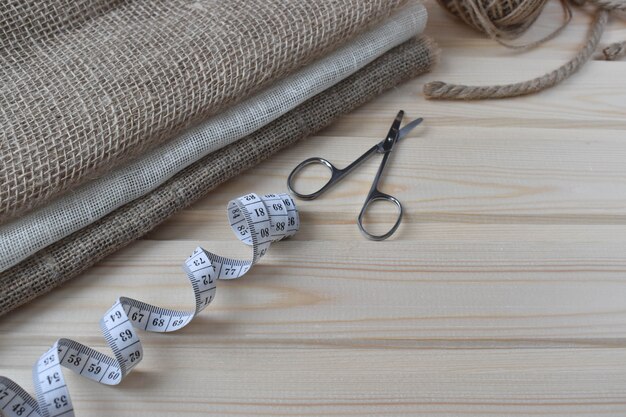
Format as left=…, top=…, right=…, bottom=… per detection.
left=1, top=344, right=625, bottom=416
left=148, top=126, right=626, bottom=232
left=4, top=238, right=626, bottom=343
left=320, top=61, right=626, bottom=132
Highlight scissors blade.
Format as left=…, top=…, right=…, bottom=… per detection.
left=376, top=116, right=423, bottom=153
left=398, top=117, right=423, bottom=140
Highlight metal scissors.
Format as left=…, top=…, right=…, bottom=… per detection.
left=287, top=110, right=423, bottom=241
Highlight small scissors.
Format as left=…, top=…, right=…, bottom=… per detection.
left=287, top=110, right=423, bottom=241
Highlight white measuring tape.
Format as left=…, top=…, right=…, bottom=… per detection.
left=0, top=192, right=299, bottom=417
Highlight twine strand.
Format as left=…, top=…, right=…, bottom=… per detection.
left=602, top=40, right=626, bottom=59
left=456, top=0, right=572, bottom=49
left=424, top=0, right=625, bottom=100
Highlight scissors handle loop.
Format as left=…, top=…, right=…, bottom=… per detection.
left=357, top=190, right=403, bottom=241
left=287, top=144, right=379, bottom=200
left=287, top=157, right=344, bottom=200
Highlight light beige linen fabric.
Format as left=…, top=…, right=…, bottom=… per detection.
left=0, top=0, right=406, bottom=221
left=0, top=3, right=428, bottom=272
left=0, top=35, right=439, bottom=317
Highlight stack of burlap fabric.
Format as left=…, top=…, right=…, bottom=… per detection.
left=0, top=0, right=438, bottom=317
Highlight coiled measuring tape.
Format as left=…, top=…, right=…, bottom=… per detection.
left=0, top=192, right=298, bottom=417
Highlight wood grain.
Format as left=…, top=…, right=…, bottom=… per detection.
left=2, top=1, right=626, bottom=415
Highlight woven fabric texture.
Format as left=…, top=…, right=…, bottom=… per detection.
left=0, top=36, right=439, bottom=318
left=0, top=0, right=406, bottom=223
left=0, top=3, right=428, bottom=273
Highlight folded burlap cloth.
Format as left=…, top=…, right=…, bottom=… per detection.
left=0, top=0, right=406, bottom=223
left=0, top=36, right=438, bottom=318
left=0, top=2, right=427, bottom=272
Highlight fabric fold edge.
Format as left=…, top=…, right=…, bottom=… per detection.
left=0, top=35, right=439, bottom=318
left=0, top=1, right=428, bottom=272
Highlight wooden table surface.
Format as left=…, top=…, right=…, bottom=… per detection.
left=2, top=2, right=626, bottom=416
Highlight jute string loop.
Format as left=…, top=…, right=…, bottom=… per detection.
left=441, top=0, right=572, bottom=49
left=424, top=0, right=626, bottom=99
left=601, top=40, right=626, bottom=59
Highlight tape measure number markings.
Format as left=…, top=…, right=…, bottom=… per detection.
left=0, top=192, right=298, bottom=417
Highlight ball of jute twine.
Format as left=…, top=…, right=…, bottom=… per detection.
left=424, top=0, right=626, bottom=99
